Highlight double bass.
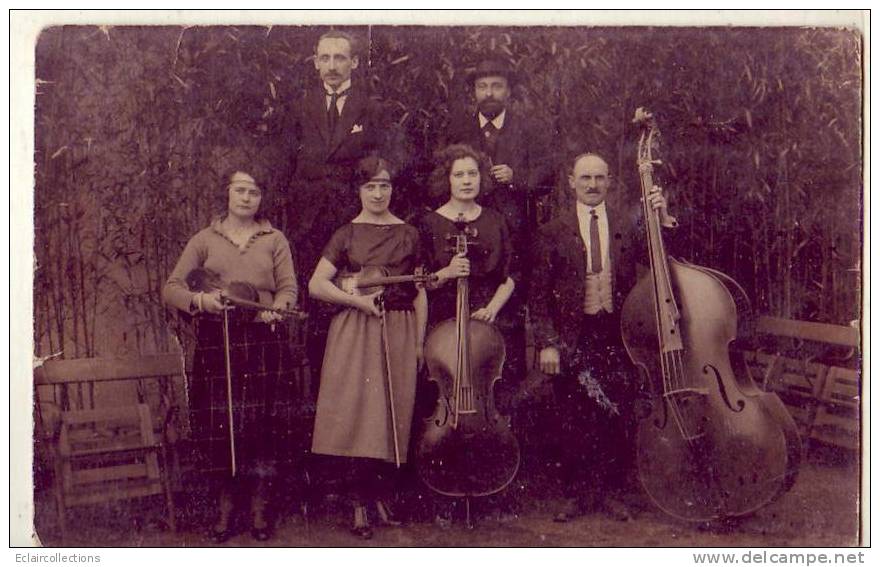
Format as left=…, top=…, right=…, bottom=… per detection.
left=621, top=108, right=801, bottom=521
left=416, top=216, right=521, bottom=511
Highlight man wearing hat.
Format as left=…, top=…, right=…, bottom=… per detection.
left=444, top=58, right=556, bottom=237
left=441, top=58, right=556, bottom=416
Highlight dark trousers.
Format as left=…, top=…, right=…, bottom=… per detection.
left=551, top=311, right=638, bottom=503
left=285, top=178, right=360, bottom=386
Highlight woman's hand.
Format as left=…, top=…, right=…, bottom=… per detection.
left=259, top=310, right=284, bottom=325
left=200, top=290, right=228, bottom=314
left=471, top=305, right=498, bottom=323
left=439, top=253, right=470, bottom=281
left=352, top=291, right=384, bottom=317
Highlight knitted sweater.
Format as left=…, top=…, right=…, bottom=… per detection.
left=162, top=218, right=298, bottom=315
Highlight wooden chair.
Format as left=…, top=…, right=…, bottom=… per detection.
left=742, top=316, right=861, bottom=450
left=34, top=354, right=183, bottom=542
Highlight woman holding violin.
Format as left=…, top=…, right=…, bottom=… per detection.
left=309, top=156, right=427, bottom=540
left=162, top=169, right=297, bottom=542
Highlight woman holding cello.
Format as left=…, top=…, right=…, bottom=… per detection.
left=309, top=156, right=427, bottom=540
left=163, top=168, right=298, bottom=542
left=416, top=144, right=520, bottom=524
left=419, top=144, right=515, bottom=329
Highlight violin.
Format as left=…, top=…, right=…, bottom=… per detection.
left=416, top=215, right=520, bottom=505
left=335, top=266, right=437, bottom=296
left=620, top=108, right=801, bottom=521
left=186, top=267, right=305, bottom=319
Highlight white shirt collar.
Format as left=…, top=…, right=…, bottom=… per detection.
left=478, top=109, right=506, bottom=130
left=576, top=200, right=607, bottom=219
left=324, top=79, right=352, bottom=95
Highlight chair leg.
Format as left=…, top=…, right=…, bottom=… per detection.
left=53, top=456, right=68, bottom=544
left=55, top=491, right=67, bottom=544
left=161, top=447, right=177, bottom=533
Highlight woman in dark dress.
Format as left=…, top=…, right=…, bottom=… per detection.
left=416, top=144, right=517, bottom=523
left=163, top=170, right=298, bottom=542
left=309, top=156, right=427, bottom=539
left=420, top=143, right=515, bottom=329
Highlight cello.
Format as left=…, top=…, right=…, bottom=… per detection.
left=416, top=215, right=521, bottom=516
left=621, top=108, right=801, bottom=521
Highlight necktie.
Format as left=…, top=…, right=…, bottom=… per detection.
left=482, top=121, right=499, bottom=161
left=590, top=209, right=602, bottom=273
left=327, top=88, right=349, bottom=133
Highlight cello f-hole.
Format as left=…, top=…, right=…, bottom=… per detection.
left=703, top=364, right=746, bottom=413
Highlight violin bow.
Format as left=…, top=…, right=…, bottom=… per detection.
left=221, top=308, right=237, bottom=477
left=377, top=295, right=402, bottom=468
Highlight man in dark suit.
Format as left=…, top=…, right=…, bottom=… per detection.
left=287, top=30, right=397, bottom=272
left=442, top=58, right=556, bottom=413
left=286, top=30, right=401, bottom=372
left=530, top=153, right=677, bottom=522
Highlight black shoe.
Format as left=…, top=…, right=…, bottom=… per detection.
left=210, top=526, right=234, bottom=543
left=600, top=497, right=634, bottom=522
left=350, top=524, right=373, bottom=540
left=351, top=504, right=373, bottom=540
left=251, top=526, right=272, bottom=542
left=552, top=498, right=581, bottom=523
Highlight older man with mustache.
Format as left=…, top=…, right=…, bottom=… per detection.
left=530, top=152, right=678, bottom=523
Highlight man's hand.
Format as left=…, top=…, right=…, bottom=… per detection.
left=647, top=185, right=677, bottom=228
left=539, top=346, right=561, bottom=375
left=491, top=164, right=514, bottom=184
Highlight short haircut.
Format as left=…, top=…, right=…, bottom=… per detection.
left=569, top=152, right=610, bottom=174
left=219, top=167, right=270, bottom=220
left=351, top=155, right=395, bottom=189
left=315, top=30, right=358, bottom=57
left=428, top=143, right=492, bottom=200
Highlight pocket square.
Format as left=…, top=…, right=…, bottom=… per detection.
left=350, top=124, right=364, bottom=134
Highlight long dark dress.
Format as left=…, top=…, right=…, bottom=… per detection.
left=311, top=222, right=422, bottom=463
left=418, top=208, right=512, bottom=327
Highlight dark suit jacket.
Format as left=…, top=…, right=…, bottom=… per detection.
left=530, top=204, right=642, bottom=359
left=290, top=86, right=397, bottom=188
left=443, top=109, right=556, bottom=233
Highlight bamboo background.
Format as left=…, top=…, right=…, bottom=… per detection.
left=33, top=25, right=863, bottom=360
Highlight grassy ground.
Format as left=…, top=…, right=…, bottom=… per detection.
left=33, top=444, right=860, bottom=547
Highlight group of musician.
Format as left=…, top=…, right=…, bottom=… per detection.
left=162, top=30, right=678, bottom=543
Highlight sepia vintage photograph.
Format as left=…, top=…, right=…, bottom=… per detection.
left=13, top=9, right=866, bottom=550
